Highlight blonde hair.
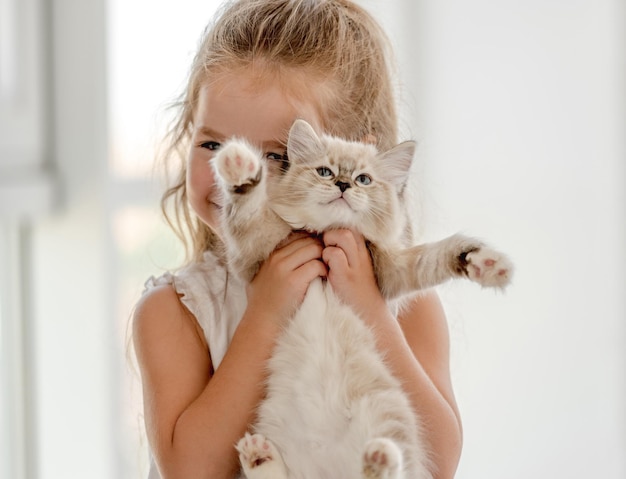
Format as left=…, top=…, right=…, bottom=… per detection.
left=161, top=0, right=399, bottom=262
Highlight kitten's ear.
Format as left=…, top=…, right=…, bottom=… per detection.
left=287, top=119, right=324, bottom=164
left=378, top=140, right=416, bottom=190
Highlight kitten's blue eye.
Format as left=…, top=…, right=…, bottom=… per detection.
left=317, top=167, right=333, bottom=178
left=355, top=174, right=372, bottom=185
left=200, top=141, right=221, bottom=151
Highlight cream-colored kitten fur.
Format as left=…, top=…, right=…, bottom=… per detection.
left=213, top=120, right=512, bottom=479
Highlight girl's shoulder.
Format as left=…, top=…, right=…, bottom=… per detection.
left=133, top=279, right=209, bottom=362
left=142, top=250, right=234, bottom=318
left=137, top=250, right=248, bottom=370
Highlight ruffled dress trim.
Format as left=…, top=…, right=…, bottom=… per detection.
left=142, top=250, right=247, bottom=371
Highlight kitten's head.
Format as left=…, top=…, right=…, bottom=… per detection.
left=269, top=119, right=415, bottom=244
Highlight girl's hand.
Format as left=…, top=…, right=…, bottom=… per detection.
left=322, top=229, right=387, bottom=317
left=246, top=232, right=327, bottom=324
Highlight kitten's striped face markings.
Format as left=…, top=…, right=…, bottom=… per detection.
left=313, top=157, right=375, bottom=211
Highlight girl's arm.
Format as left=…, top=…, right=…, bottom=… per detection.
left=387, top=292, right=462, bottom=479
left=133, top=235, right=326, bottom=479
left=323, top=229, right=463, bottom=479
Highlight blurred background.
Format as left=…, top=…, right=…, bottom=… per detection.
left=0, top=0, right=624, bottom=478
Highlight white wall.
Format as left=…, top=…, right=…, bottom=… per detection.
left=392, top=1, right=626, bottom=477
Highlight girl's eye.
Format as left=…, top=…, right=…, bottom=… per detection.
left=316, top=167, right=333, bottom=178
left=355, top=174, right=372, bottom=185
left=266, top=152, right=285, bottom=161
left=267, top=152, right=290, bottom=173
left=200, top=141, right=221, bottom=151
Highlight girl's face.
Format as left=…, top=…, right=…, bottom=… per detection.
left=186, top=71, right=322, bottom=234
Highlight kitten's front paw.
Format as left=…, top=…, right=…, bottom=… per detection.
left=236, top=432, right=288, bottom=479
left=363, top=438, right=403, bottom=479
left=461, top=247, right=513, bottom=288
left=213, top=141, right=262, bottom=192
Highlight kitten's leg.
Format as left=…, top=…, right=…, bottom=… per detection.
left=373, top=234, right=513, bottom=298
left=213, top=140, right=291, bottom=280
left=362, top=438, right=403, bottom=479
left=236, top=433, right=289, bottom=479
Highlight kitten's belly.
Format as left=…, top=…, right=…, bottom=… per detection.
left=254, top=279, right=412, bottom=478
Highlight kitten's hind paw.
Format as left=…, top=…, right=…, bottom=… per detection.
left=461, top=247, right=513, bottom=288
left=363, top=438, right=403, bottom=479
left=213, top=140, right=262, bottom=193
left=236, top=433, right=288, bottom=479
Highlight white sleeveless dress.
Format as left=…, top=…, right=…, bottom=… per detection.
left=142, top=250, right=248, bottom=478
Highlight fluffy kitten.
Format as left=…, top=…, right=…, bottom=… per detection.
left=213, top=119, right=512, bottom=479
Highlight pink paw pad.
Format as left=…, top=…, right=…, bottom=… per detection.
left=465, top=248, right=513, bottom=288
left=365, top=449, right=389, bottom=467
left=214, top=142, right=261, bottom=187
left=236, top=433, right=275, bottom=469
left=470, top=263, right=482, bottom=277
left=363, top=438, right=402, bottom=479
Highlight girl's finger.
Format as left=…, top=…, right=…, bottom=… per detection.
left=323, top=229, right=365, bottom=267
left=274, top=235, right=322, bottom=259
left=271, top=237, right=324, bottom=273
left=276, top=230, right=317, bottom=249
left=296, top=258, right=328, bottom=282
left=322, top=245, right=348, bottom=272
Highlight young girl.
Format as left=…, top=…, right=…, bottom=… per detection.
left=132, top=1, right=463, bottom=478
